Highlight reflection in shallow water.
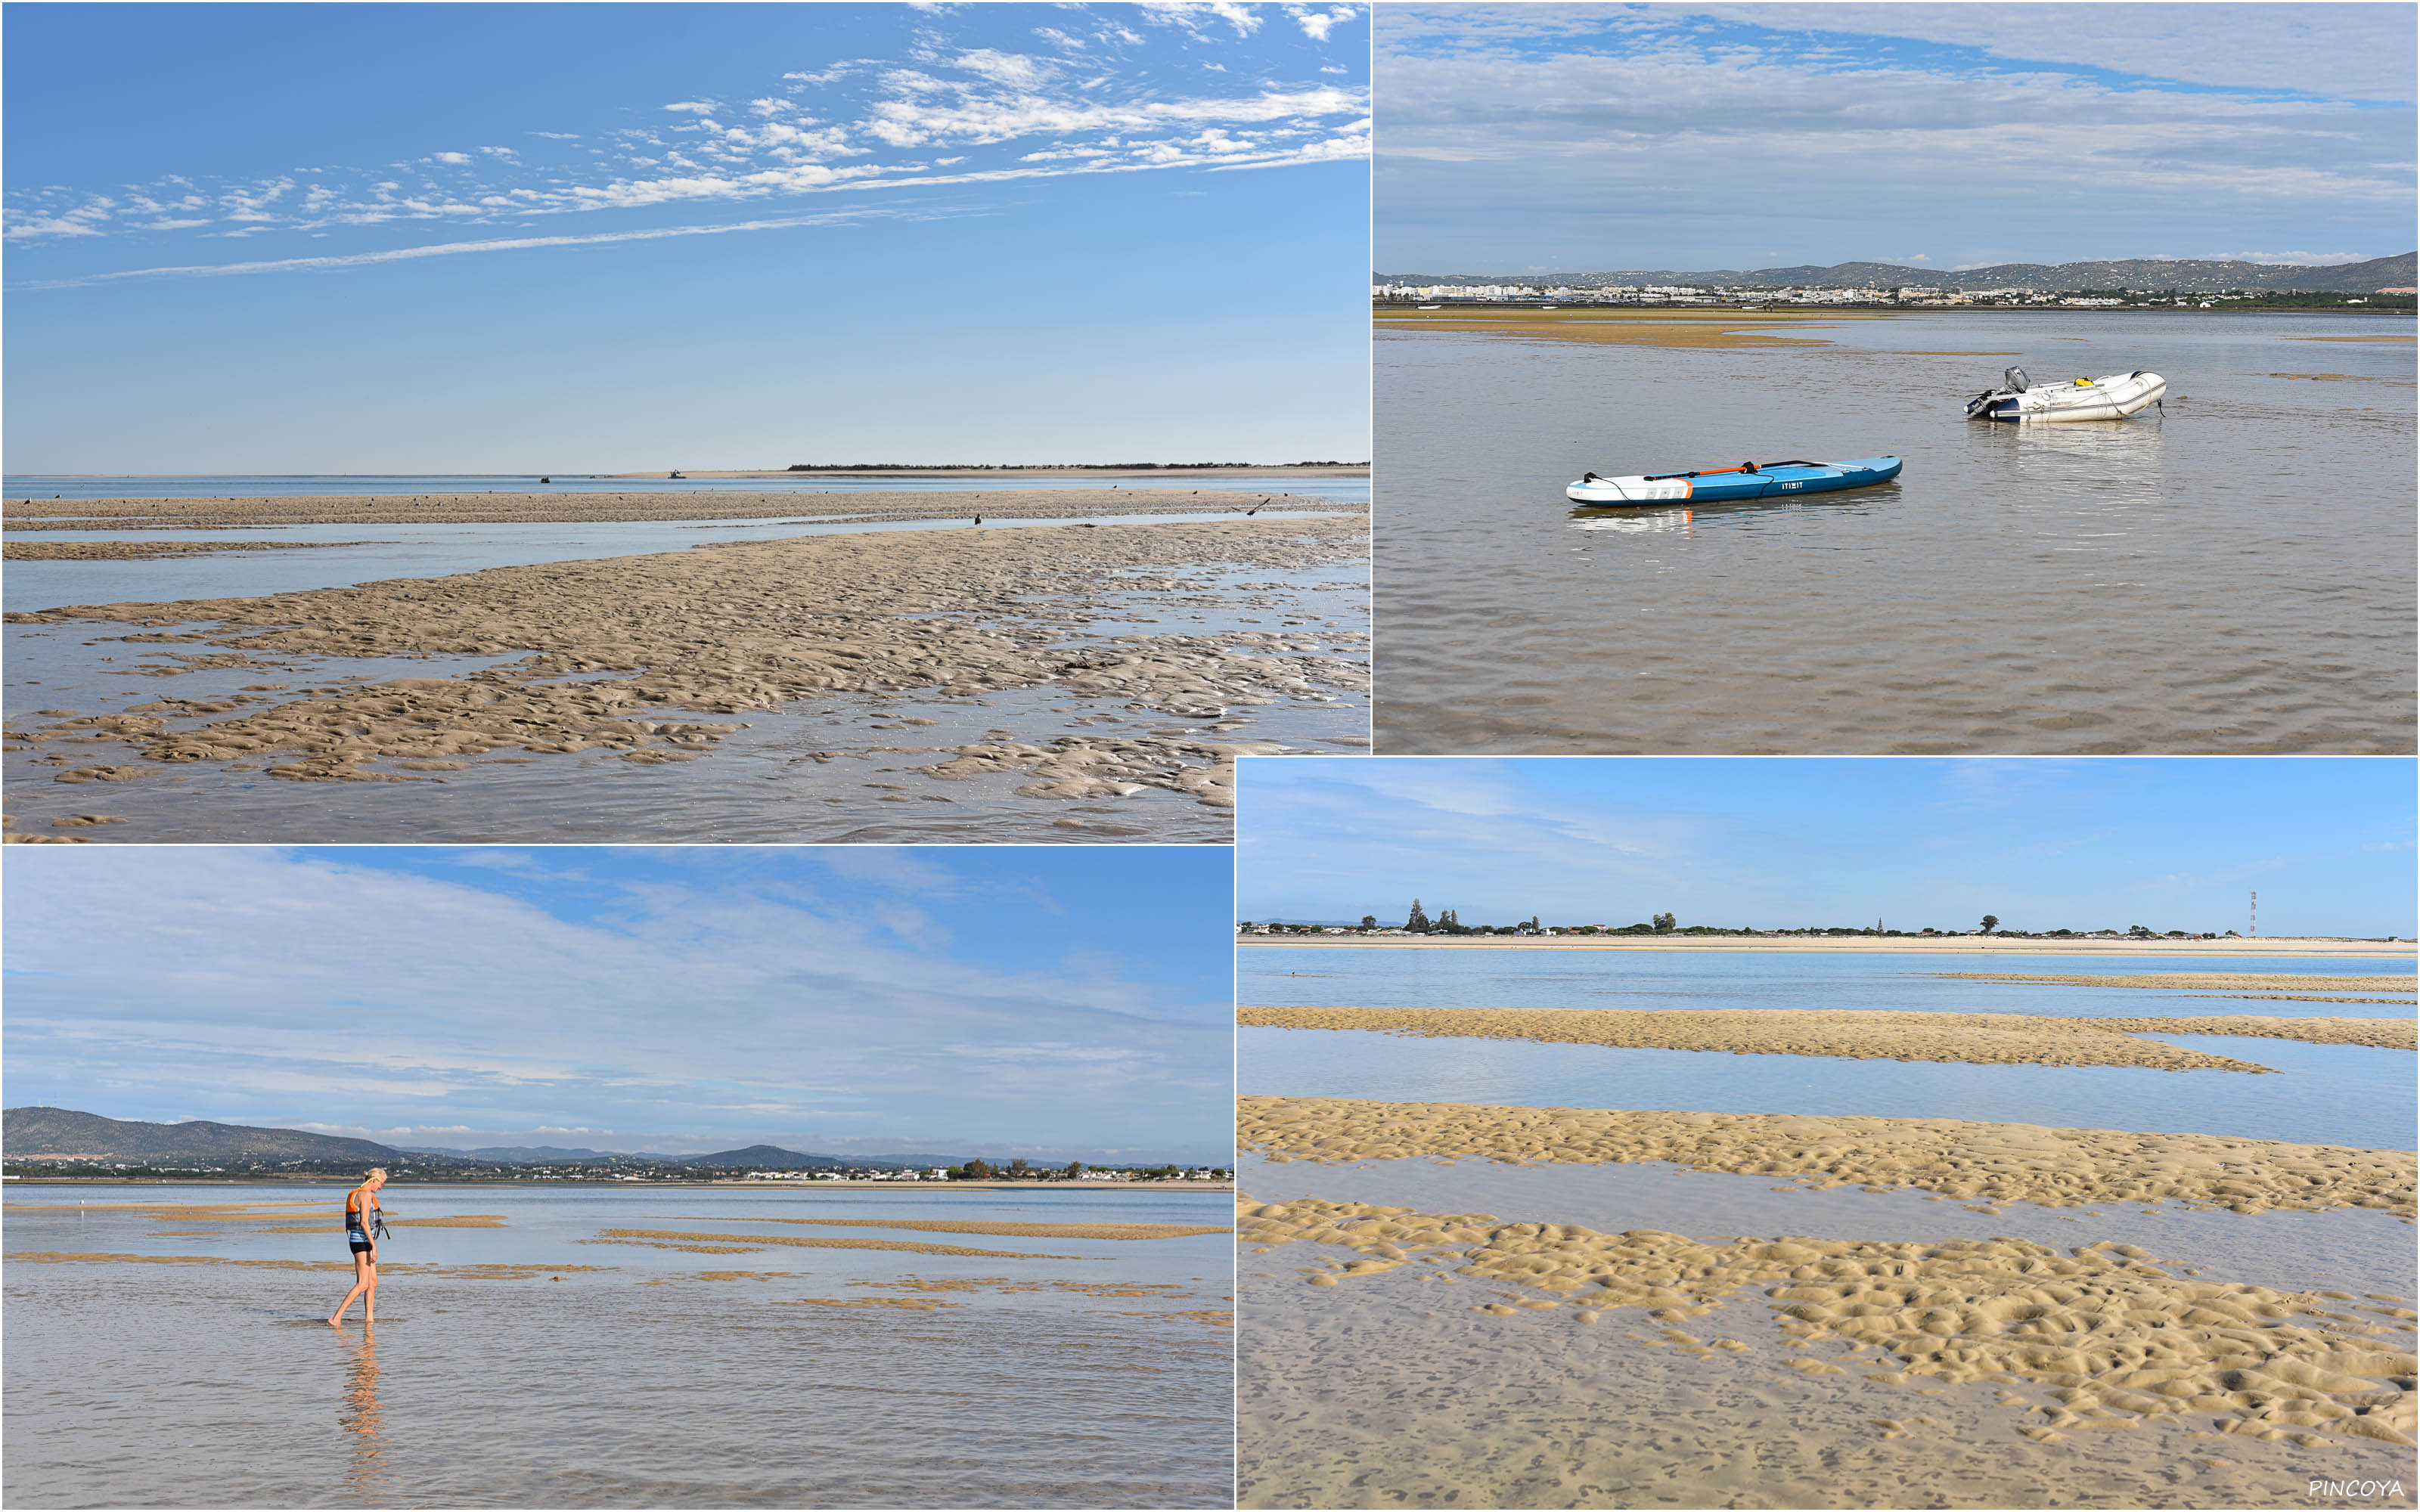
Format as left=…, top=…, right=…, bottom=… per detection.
left=1379, top=311, right=2414, bottom=753
left=3, top=1186, right=1233, bottom=1507
left=338, top=1331, right=386, bottom=1504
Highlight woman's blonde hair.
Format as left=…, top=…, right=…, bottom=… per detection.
left=365, top=1167, right=389, bottom=1183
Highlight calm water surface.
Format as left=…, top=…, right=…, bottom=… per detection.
left=1374, top=311, right=2415, bottom=753
left=2, top=1184, right=1233, bottom=1507
left=1238, top=1155, right=2416, bottom=1300
left=2, top=509, right=1358, bottom=611
left=1237, top=948, right=2417, bottom=1149
left=5, top=473, right=1371, bottom=503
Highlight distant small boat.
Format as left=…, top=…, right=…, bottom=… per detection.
left=1567, top=457, right=1901, bottom=506
left=1965, top=367, right=2164, bottom=422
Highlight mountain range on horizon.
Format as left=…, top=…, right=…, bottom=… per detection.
left=1378, top=252, right=2417, bottom=295
left=2, top=1108, right=1201, bottom=1170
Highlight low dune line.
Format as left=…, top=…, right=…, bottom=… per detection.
left=667, top=1216, right=1230, bottom=1241
left=1238, top=1005, right=2415, bottom=1069
left=1, top=488, right=1349, bottom=531
left=4, top=516, right=1365, bottom=800
left=1236, top=1096, right=2418, bottom=1218
left=1240, top=1194, right=2417, bottom=1448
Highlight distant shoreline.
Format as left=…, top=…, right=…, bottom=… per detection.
left=1239, top=936, right=2410, bottom=956
left=1, top=1176, right=1234, bottom=1191
left=603, top=464, right=1370, bottom=481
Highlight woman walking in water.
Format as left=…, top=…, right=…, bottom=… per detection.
left=327, top=1168, right=387, bottom=1327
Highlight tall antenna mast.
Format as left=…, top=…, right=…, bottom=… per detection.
left=2250, top=891, right=2257, bottom=938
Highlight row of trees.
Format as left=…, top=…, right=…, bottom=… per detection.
left=1239, top=906, right=2246, bottom=939
left=956, top=1159, right=1083, bottom=1180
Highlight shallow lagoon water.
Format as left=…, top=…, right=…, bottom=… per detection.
left=3, top=508, right=1355, bottom=611
left=1239, top=1027, right=2415, bottom=1151
left=1373, top=311, right=2415, bottom=754
left=1236, top=948, right=2418, bottom=1149
left=1238, top=1154, right=2415, bottom=1300
left=5, top=472, right=1372, bottom=503
left=1240, top=946, right=2415, bottom=1017
left=3, top=1184, right=1233, bottom=1508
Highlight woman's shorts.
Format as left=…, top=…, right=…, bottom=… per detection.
left=348, top=1236, right=373, bottom=1255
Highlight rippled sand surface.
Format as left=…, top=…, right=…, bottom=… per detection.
left=3, top=1185, right=1233, bottom=1507
left=1238, top=1189, right=2418, bottom=1509
left=4, top=512, right=1367, bottom=842
left=1373, top=311, right=2414, bottom=753
left=1237, top=1005, right=2415, bottom=1067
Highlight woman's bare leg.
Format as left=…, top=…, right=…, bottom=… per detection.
left=329, top=1254, right=372, bottom=1325
left=362, top=1260, right=377, bottom=1324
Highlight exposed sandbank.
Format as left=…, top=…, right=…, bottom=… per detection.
left=1922, top=971, right=2415, bottom=1002
left=669, top=1216, right=1231, bottom=1241
left=2, top=487, right=1350, bottom=531
left=590, top=1227, right=1079, bottom=1259
left=5, top=540, right=388, bottom=559
left=1375, top=306, right=1896, bottom=350
left=1240, top=1194, right=2418, bottom=1448
left=1242, top=1257, right=2418, bottom=1509
left=1240, top=1005, right=2416, bottom=1068
left=5, top=1251, right=600, bottom=1279
left=607, top=466, right=1369, bottom=481
left=1237, top=1097, right=2418, bottom=1219
left=1240, top=936, right=2412, bottom=956
left=4, top=516, right=1364, bottom=804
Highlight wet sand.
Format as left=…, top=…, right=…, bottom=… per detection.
left=591, top=1227, right=1079, bottom=1259
left=5, top=540, right=387, bottom=559
left=1241, top=1194, right=2415, bottom=1439
left=668, top=1217, right=1232, bottom=1241
left=1239, top=1201, right=2419, bottom=1508
left=1238, top=937, right=2413, bottom=956
left=1372, top=306, right=1907, bottom=350
left=3, top=488, right=1342, bottom=531
left=1239, top=1006, right=2415, bottom=1067
left=1237, top=1097, right=2418, bottom=1219
left=6, top=1245, right=1233, bottom=1506
left=4, top=515, right=1364, bottom=822
left=1922, top=971, right=2416, bottom=1001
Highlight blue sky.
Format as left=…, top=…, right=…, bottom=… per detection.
left=1237, top=758, right=2419, bottom=938
left=1376, top=3, right=2416, bottom=273
left=1, top=845, right=1236, bottom=1162
left=3, top=3, right=1369, bottom=473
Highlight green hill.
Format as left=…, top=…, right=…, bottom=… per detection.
left=4, top=1106, right=405, bottom=1166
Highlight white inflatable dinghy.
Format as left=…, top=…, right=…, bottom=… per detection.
left=1965, top=367, right=2164, bottom=422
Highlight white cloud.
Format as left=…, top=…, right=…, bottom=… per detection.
left=1139, top=1, right=1264, bottom=39
left=7, top=18, right=1367, bottom=260
left=12, top=206, right=959, bottom=290
left=950, top=48, right=1057, bottom=88
left=2, top=848, right=1229, bottom=1154
left=1373, top=6, right=2412, bottom=268
left=1288, top=5, right=1361, bottom=42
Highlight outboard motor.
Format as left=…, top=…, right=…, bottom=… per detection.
left=2003, top=366, right=2030, bottom=393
